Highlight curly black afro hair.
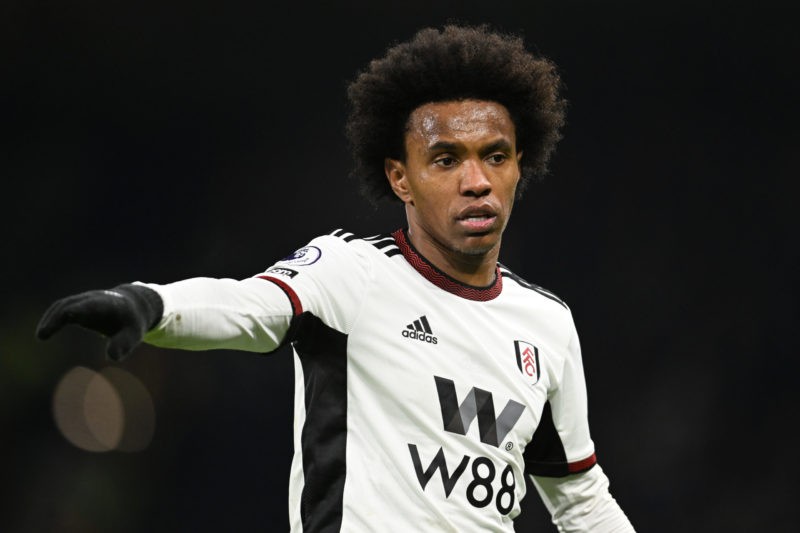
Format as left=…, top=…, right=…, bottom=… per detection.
left=345, top=24, right=567, bottom=203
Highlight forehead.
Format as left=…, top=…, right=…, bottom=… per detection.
left=405, top=100, right=516, bottom=147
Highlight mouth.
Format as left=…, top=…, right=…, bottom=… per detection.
left=456, top=206, right=499, bottom=233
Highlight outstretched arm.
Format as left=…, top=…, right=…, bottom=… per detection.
left=36, top=277, right=294, bottom=360
left=140, top=277, right=293, bottom=353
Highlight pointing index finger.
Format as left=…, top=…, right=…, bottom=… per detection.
left=35, top=293, right=87, bottom=340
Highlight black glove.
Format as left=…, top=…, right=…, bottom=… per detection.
left=36, top=284, right=164, bottom=361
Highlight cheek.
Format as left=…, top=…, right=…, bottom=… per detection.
left=509, top=183, right=520, bottom=202
left=408, top=172, right=437, bottom=201
left=504, top=174, right=521, bottom=200
left=411, top=181, right=452, bottom=220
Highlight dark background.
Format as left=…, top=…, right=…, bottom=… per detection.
left=2, top=1, right=797, bottom=531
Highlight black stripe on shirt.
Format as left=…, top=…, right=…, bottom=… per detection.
left=364, top=233, right=401, bottom=257
left=523, top=402, right=596, bottom=477
left=285, top=312, right=348, bottom=532
left=365, top=236, right=395, bottom=248
left=330, top=228, right=357, bottom=242
left=498, top=267, right=567, bottom=309
left=332, top=230, right=401, bottom=258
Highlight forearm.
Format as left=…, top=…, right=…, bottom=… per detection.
left=531, top=465, right=634, bottom=532
left=140, top=277, right=293, bottom=353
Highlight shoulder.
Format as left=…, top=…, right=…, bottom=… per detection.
left=270, top=229, right=399, bottom=272
left=498, top=262, right=569, bottom=310
left=324, top=228, right=402, bottom=259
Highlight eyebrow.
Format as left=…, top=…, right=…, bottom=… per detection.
left=480, top=139, right=514, bottom=156
left=427, top=141, right=460, bottom=153
left=426, top=139, right=514, bottom=155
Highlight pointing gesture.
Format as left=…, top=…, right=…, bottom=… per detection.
left=36, top=284, right=163, bottom=361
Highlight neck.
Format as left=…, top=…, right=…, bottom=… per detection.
left=405, top=227, right=500, bottom=287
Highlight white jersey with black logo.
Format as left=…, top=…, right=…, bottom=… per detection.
left=142, top=229, right=633, bottom=532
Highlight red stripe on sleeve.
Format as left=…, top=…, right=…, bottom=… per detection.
left=256, top=275, right=304, bottom=316
left=567, top=452, right=597, bottom=474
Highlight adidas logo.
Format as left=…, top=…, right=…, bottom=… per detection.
left=402, top=315, right=438, bottom=344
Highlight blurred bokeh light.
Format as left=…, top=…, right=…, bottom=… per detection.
left=53, top=366, right=154, bottom=453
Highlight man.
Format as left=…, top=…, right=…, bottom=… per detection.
left=37, top=25, right=634, bottom=532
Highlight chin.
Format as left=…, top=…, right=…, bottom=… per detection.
left=459, top=248, right=494, bottom=257
left=454, top=236, right=499, bottom=256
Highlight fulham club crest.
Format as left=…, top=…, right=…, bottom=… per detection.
left=514, top=340, right=541, bottom=386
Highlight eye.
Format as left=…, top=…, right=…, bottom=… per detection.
left=434, top=156, right=458, bottom=168
left=486, top=153, right=507, bottom=165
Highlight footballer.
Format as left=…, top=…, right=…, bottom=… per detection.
left=37, top=25, right=635, bottom=532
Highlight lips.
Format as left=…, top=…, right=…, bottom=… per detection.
left=456, top=204, right=499, bottom=232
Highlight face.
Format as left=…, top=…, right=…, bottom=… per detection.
left=385, top=99, right=522, bottom=260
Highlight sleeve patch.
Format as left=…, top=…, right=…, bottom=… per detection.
left=264, top=267, right=299, bottom=278
left=277, top=246, right=322, bottom=267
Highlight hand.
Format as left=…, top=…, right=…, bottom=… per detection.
left=36, top=284, right=163, bottom=361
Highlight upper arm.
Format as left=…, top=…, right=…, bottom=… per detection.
left=524, top=314, right=595, bottom=478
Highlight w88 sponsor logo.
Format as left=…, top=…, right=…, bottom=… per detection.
left=407, top=444, right=517, bottom=515
left=404, top=376, right=526, bottom=515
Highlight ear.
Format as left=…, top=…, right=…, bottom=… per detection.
left=385, top=157, right=413, bottom=204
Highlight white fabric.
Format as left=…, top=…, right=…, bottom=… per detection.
left=532, top=465, right=635, bottom=532
left=140, top=277, right=292, bottom=352
left=139, top=230, right=633, bottom=532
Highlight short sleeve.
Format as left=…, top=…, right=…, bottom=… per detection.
left=524, top=313, right=597, bottom=477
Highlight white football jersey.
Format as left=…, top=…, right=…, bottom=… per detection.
left=257, top=229, right=596, bottom=532
left=142, top=228, right=626, bottom=532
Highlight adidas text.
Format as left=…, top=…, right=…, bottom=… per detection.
left=402, top=329, right=438, bottom=344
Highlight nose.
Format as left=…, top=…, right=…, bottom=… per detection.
left=459, top=160, right=491, bottom=197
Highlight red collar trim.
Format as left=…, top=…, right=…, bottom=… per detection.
left=391, top=229, right=503, bottom=302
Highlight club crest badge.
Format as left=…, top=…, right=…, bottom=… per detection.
left=514, top=340, right=541, bottom=386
